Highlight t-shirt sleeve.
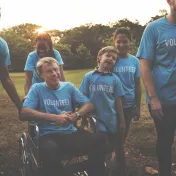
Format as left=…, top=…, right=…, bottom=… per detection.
left=113, top=76, right=125, bottom=98
left=79, top=73, right=90, bottom=97
left=69, top=83, right=90, bottom=105
left=23, top=84, right=39, bottom=109
left=136, top=22, right=156, bottom=60
left=24, top=53, right=36, bottom=71
left=135, top=58, right=140, bottom=78
left=0, top=40, right=11, bottom=66
left=54, top=50, right=64, bottom=65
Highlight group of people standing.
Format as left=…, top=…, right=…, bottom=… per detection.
left=0, top=0, right=176, bottom=176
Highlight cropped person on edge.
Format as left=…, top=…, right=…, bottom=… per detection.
left=137, top=0, right=176, bottom=175
left=0, top=8, right=22, bottom=111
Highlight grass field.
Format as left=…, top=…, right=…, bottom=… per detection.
left=0, top=69, right=92, bottom=97
left=0, top=70, right=175, bottom=176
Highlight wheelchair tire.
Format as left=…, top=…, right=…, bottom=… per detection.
left=73, top=171, right=88, bottom=176
left=19, top=133, right=33, bottom=176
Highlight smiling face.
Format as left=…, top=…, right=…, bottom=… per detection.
left=36, top=40, right=50, bottom=58
left=40, top=62, right=61, bottom=89
left=114, top=33, right=130, bottom=57
left=98, top=51, right=117, bottom=71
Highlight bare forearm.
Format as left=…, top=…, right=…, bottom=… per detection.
left=24, top=71, right=33, bottom=95
left=135, top=79, right=141, bottom=109
left=77, top=102, right=94, bottom=116
left=60, top=66, right=66, bottom=81
left=24, top=82, right=31, bottom=95
left=140, top=60, right=158, bottom=100
left=20, top=107, right=57, bottom=122
left=1, top=78, right=22, bottom=110
left=116, top=98, right=124, bottom=122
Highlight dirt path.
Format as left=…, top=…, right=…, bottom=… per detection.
left=0, top=96, right=175, bottom=176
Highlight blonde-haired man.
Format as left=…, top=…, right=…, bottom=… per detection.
left=20, top=57, right=106, bottom=176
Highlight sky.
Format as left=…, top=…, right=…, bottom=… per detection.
left=0, top=0, right=169, bottom=31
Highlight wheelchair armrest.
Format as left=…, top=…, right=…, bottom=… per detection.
left=88, top=115, right=97, bottom=133
left=77, top=114, right=97, bottom=133
left=28, top=121, right=40, bottom=147
left=22, top=96, right=27, bottom=103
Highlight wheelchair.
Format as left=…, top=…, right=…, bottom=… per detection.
left=19, top=115, right=111, bottom=176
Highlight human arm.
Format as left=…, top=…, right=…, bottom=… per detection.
left=54, top=50, right=65, bottom=81
left=19, top=107, right=72, bottom=126
left=115, top=96, right=126, bottom=176
left=113, top=75, right=125, bottom=132
left=69, top=82, right=93, bottom=121
left=69, top=102, right=94, bottom=121
left=24, top=52, right=37, bottom=95
left=137, top=22, right=163, bottom=119
left=20, top=84, right=72, bottom=125
left=0, top=65, right=22, bottom=111
left=140, top=59, right=163, bottom=119
left=115, top=96, right=125, bottom=133
left=24, top=71, right=33, bottom=95
left=59, top=65, right=66, bottom=81
left=133, top=78, right=141, bottom=121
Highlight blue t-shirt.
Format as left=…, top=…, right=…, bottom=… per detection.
left=0, top=37, right=11, bottom=66
left=23, top=82, right=90, bottom=136
left=113, top=54, right=140, bottom=108
left=79, top=71, right=124, bottom=133
left=136, top=17, right=176, bottom=105
left=24, top=50, right=64, bottom=85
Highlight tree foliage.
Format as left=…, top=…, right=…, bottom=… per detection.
left=0, top=10, right=167, bottom=71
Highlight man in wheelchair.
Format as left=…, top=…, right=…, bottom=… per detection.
left=19, top=57, right=107, bottom=176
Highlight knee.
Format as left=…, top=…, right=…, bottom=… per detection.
left=39, top=138, right=60, bottom=160
left=40, top=139, right=58, bottom=151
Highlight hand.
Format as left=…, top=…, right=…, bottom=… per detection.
left=150, top=97, right=164, bottom=120
left=55, top=111, right=72, bottom=126
left=132, top=107, right=140, bottom=121
left=69, top=112, right=78, bottom=122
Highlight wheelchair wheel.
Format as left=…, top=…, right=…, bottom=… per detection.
left=73, top=171, right=88, bottom=176
left=19, top=133, right=32, bottom=176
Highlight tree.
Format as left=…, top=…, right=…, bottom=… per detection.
left=147, top=9, right=168, bottom=24
left=76, top=44, right=92, bottom=60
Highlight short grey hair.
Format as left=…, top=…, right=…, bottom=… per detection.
left=36, top=57, right=59, bottom=75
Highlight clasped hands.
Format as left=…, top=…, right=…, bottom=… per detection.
left=54, top=111, right=78, bottom=126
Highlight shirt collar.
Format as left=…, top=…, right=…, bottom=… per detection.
left=93, top=66, right=112, bottom=76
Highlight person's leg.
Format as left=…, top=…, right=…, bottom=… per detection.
left=124, top=107, right=135, bottom=140
left=149, top=105, right=176, bottom=176
left=87, top=131, right=107, bottom=176
left=39, top=134, right=63, bottom=176
left=111, top=107, right=133, bottom=161
left=56, top=129, right=107, bottom=176
left=113, top=132, right=126, bottom=176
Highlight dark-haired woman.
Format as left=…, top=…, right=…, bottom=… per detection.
left=111, top=27, right=141, bottom=162
left=24, top=33, right=65, bottom=95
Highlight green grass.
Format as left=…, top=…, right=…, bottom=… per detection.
left=0, top=69, right=92, bottom=97
left=0, top=70, right=176, bottom=176
left=0, top=69, right=146, bottom=98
